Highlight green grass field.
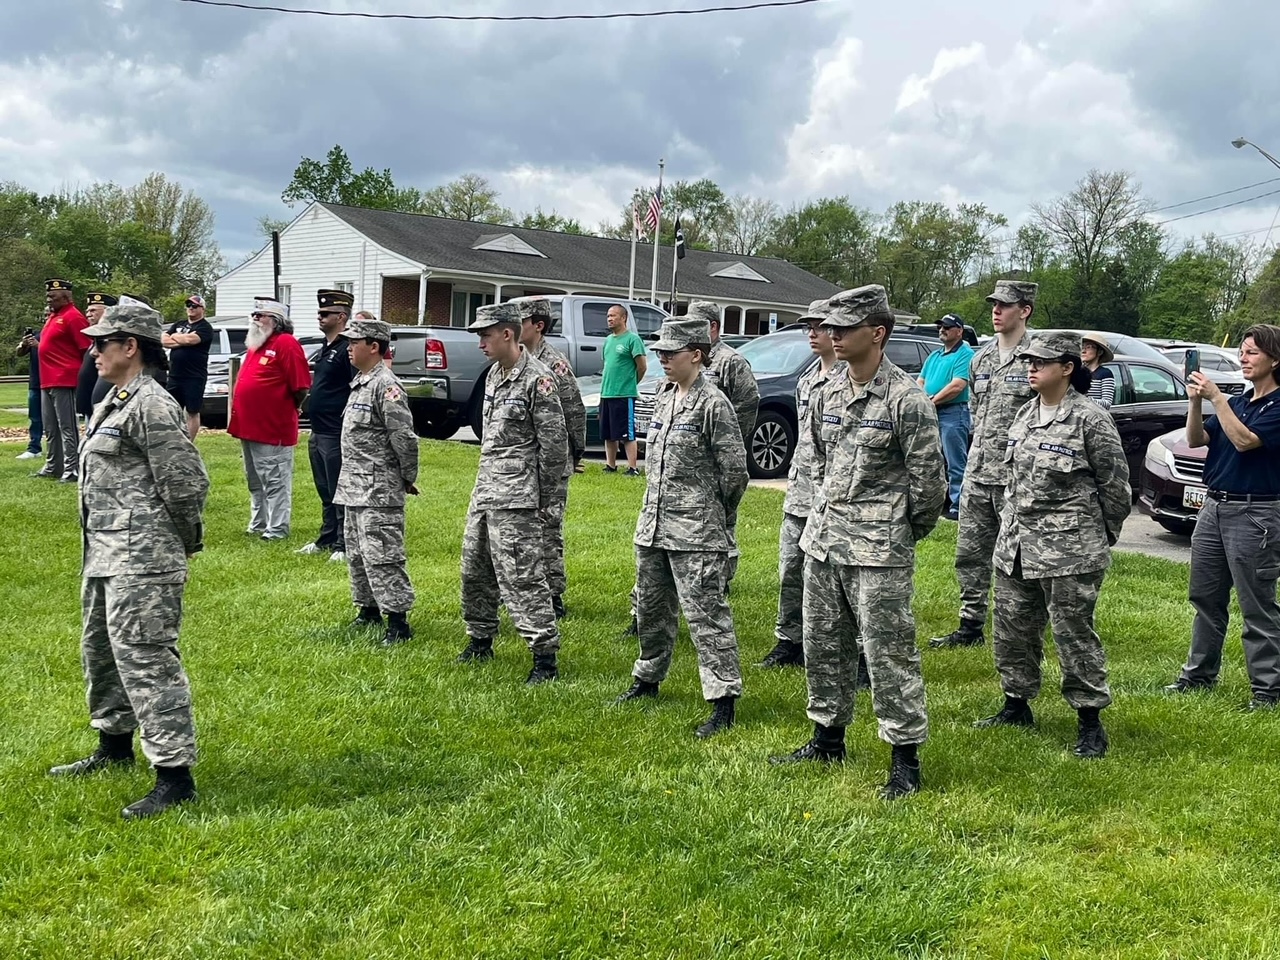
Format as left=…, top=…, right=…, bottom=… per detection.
left=1, top=424, right=1277, bottom=959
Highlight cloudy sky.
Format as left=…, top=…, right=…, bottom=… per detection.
left=4, top=0, right=1279, bottom=268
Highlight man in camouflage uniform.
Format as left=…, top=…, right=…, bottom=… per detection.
left=334, top=318, right=420, bottom=647
left=615, top=317, right=749, bottom=739
left=770, top=285, right=945, bottom=800
left=931, top=280, right=1038, bottom=649
left=975, top=332, right=1130, bottom=758
left=50, top=300, right=210, bottom=820
left=458, top=302, right=569, bottom=684
left=518, top=297, right=587, bottom=619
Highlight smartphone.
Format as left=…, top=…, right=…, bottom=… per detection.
left=1184, top=349, right=1200, bottom=378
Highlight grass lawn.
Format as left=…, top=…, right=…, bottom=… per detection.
left=1, top=428, right=1277, bottom=959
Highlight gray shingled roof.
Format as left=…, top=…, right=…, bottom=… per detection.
left=321, top=203, right=839, bottom=308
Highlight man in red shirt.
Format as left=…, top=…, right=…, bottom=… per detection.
left=34, top=278, right=90, bottom=482
left=228, top=297, right=311, bottom=540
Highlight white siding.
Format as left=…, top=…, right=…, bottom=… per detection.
left=215, top=204, right=423, bottom=338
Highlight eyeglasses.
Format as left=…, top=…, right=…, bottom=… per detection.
left=93, top=336, right=131, bottom=351
left=1028, top=357, right=1069, bottom=371
left=655, top=348, right=693, bottom=359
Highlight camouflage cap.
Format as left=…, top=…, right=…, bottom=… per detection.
left=822, top=284, right=891, bottom=327
left=798, top=298, right=832, bottom=323
left=82, top=301, right=165, bottom=343
left=516, top=298, right=553, bottom=320
left=468, top=301, right=522, bottom=330
left=986, top=279, right=1038, bottom=305
left=652, top=318, right=712, bottom=352
left=685, top=301, right=721, bottom=326
left=1020, top=331, right=1082, bottom=360
left=340, top=318, right=392, bottom=342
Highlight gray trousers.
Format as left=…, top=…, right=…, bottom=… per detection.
left=241, top=440, right=295, bottom=538
left=1181, top=499, right=1280, bottom=696
left=461, top=507, right=560, bottom=654
left=345, top=506, right=414, bottom=614
left=955, top=479, right=1007, bottom=622
left=41, top=387, right=79, bottom=479
left=307, top=431, right=344, bottom=550
left=775, top=512, right=807, bottom=646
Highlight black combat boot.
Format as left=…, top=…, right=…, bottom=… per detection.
left=48, top=730, right=135, bottom=777
left=526, top=653, right=559, bottom=685
left=351, top=605, right=382, bottom=629
left=768, top=723, right=846, bottom=764
left=973, top=695, right=1035, bottom=729
left=121, top=765, right=197, bottom=820
left=614, top=679, right=660, bottom=704
left=1073, top=707, right=1109, bottom=759
left=552, top=595, right=568, bottom=619
left=695, top=696, right=736, bottom=739
left=757, top=640, right=804, bottom=669
left=929, top=617, right=985, bottom=649
left=381, top=612, right=413, bottom=647
left=456, top=636, right=495, bottom=663
left=855, top=650, right=872, bottom=690
left=879, top=744, right=921, bottom=800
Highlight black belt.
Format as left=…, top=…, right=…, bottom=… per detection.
left=1207, top=490, right=1280, bottom=503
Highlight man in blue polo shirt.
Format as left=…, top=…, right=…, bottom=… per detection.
left=918, top=314, right=975, bottom=520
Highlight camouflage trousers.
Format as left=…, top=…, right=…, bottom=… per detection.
left=345, top=506, right=415, bottom=614
left=802, top=556, right=928, bottom=745
left=955, top=479, right=1007, bottom=622
left=540, top=475, right=570, bottom=598
left=633, top=546, right=742, bottom=701
left=774, top=512, right=808, bottom=646
left=993, top=563, right=1111, bottom=709
left=81, top=574, right=196, bottom=767
left=462, top=507, right=560, bottom=654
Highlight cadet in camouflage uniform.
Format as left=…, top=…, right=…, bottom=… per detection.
left=615, top=317, right=749, bottom=739
left=770, top=285, right=946, bottom=800
left=759, top=299, right=846, bottom=669
left=335, top=318, right=420, bottom=647
left=49, top=300, right=210, bottom=820
left=458, top=302, right=569, bottom=684
left=974, top=332, right=1130, bottom=759
left=931, top=280, right=1039, bottom=649
left=518, top=297, right=587, bottom=619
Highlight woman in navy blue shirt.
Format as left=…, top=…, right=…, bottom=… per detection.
left=1166, top=324, right=1280, bottom=708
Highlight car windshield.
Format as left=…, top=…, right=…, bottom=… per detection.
left=736, top=331, right=814, bottom=376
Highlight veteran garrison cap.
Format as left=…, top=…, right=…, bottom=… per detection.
left=468, top=301, right=522, bottom=330
left=340, top=318, right=392, bottom=342
left=82, top=301, right=165, bottom=343
left=252, top=297, right=289, bottom=320
left=317, top=289, right=355, bottom=312
left=652, top=318, right=712, bottom=352
left=45, top=278, right=73, bottom=292
left=1020, top=331, right=1082, bottom=360
left=986, top=279, right=1038, bottom=305
left=86, top=292, right=119, bottom=307
left=823, top=284, right=892, bottom=327
left=685, top=301, right=721, bottom=326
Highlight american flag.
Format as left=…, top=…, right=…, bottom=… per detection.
left=644, top=184, right=662, bottom=232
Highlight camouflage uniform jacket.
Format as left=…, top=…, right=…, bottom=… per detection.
left=334, top=363, right=419, bottom=508
left=531, top=337, right=587, bottom=471
left=634, top=374, right=748, bottom=552
left=704, top=339, right=760, bottom=451
left=993, top=388, right=1131, bottom=578
left=79, top=373, right=209, bottom=579
left=783, top=358, right=846, bottom=518
left=800, top=355, right=946, bottom=568
left=966, top=330, right=1036, bottom=485
left=473, top=347, right=568, bottom=511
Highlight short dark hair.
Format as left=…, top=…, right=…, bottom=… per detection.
left=1243, top=324, right=1280, bottom=364
left=1063, top=354, right=1093, bottom=394
left=868, top=312, right=896, bottom=338
left=371, top=338, right=390, bottom=356
left=689, top=342, right=711, bottom=363
left=139, top=339, right=169, bottom=376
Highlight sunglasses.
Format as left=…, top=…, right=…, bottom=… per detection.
left=93, top=336, right=132, bottom=351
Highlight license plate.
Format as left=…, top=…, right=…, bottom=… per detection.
left=636, top=418, right=650, bottom=437
left=1183, top=487, right=1207, bottom=510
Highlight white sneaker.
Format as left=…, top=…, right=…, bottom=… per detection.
left=295, top=543, right=325, bottom=555
left=15, top=451, right=40, bottom=460
left=328, top=550, right=347, bottom=563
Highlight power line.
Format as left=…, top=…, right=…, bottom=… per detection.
left=171, top=0, right=827, bottom=21
left=1150, top=176, right=1280, bottom=213
left=1154, top=187, right=1280, bottom=225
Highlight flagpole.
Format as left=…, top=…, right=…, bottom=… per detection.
left=668, top=214, right=680, bottom=308
left=628, top=193, right=638, bottom=300
left=649, top=158, right=664, bottom=303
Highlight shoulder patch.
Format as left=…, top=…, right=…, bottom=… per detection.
left=552, top=359, right=570, bottom=377
left=536, top=376, right=555, bottom=396
left=386, top=384, right=402, bottom=402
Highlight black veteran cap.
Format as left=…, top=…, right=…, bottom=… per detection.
left=318, top=289, right=355, bottom=312
left=86, top=292, right=119, bottom=307
left=45, top=278, right=73, bottom=292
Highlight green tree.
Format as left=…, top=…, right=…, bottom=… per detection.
left=281, top=145, right=405, bottom=210
left=1224, top=246, right=1280, bottom=343
left=763, top=197, right=877, bottom=289
left=516, top=208, right=585, bottom=234
left=1032, top=169, right=1151, bottom=287
left=714, top=194, right=778, bottom=256
left=1141, top=247, right=1232, bottom=341
left=417, top=174, right=511, bottom=223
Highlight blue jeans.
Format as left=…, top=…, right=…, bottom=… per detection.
left=937, top=403, right=971, bottom=509
left=26, top=387, right=42, bottom=454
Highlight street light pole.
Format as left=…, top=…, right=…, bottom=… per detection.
left=1232, top=137, right=1280, bottom=172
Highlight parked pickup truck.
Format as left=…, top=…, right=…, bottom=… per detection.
left=390, top=295, right=669, bottom=439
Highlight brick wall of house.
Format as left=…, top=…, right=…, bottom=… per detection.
left=381, top=277, right=420, bottom=325
left=426, top=280, right=452, bottom=327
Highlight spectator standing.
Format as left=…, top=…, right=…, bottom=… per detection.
left=1164, top=325, right=1280, bottom=709
left=162, top=294, right=215, bottom=440
left=297, top=290, right=357, bottom=562
left=918, top=313, right=975, bottom=520
left=227, top=298, right=311, bottom=541
left=1081, top=334, right=1115, bottom=410
left=599, top=304, right=647, bottom=475
left=33, top=278, right=90, bottom=483
left=14, top=317, right=43, bottom=460
left=76, top=293, right=118, bottom=421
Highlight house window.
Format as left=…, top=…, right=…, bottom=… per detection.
left=278, top=284, right=291, bottom=308
left=334, top=281, right=354, bottom=294
left=450, top=291, right=495, bottom=328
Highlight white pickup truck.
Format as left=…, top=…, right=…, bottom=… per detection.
left=389, top=295, right=669, bottom=439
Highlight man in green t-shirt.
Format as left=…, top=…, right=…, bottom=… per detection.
left=600, top=304, right=648, bottom=475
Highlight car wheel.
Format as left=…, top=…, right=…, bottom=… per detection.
left=412, top=406, right=461, bottom=440
left=748, top=410, right=795, bottom=480
left=1155, top=518, right=1197, bottom=536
